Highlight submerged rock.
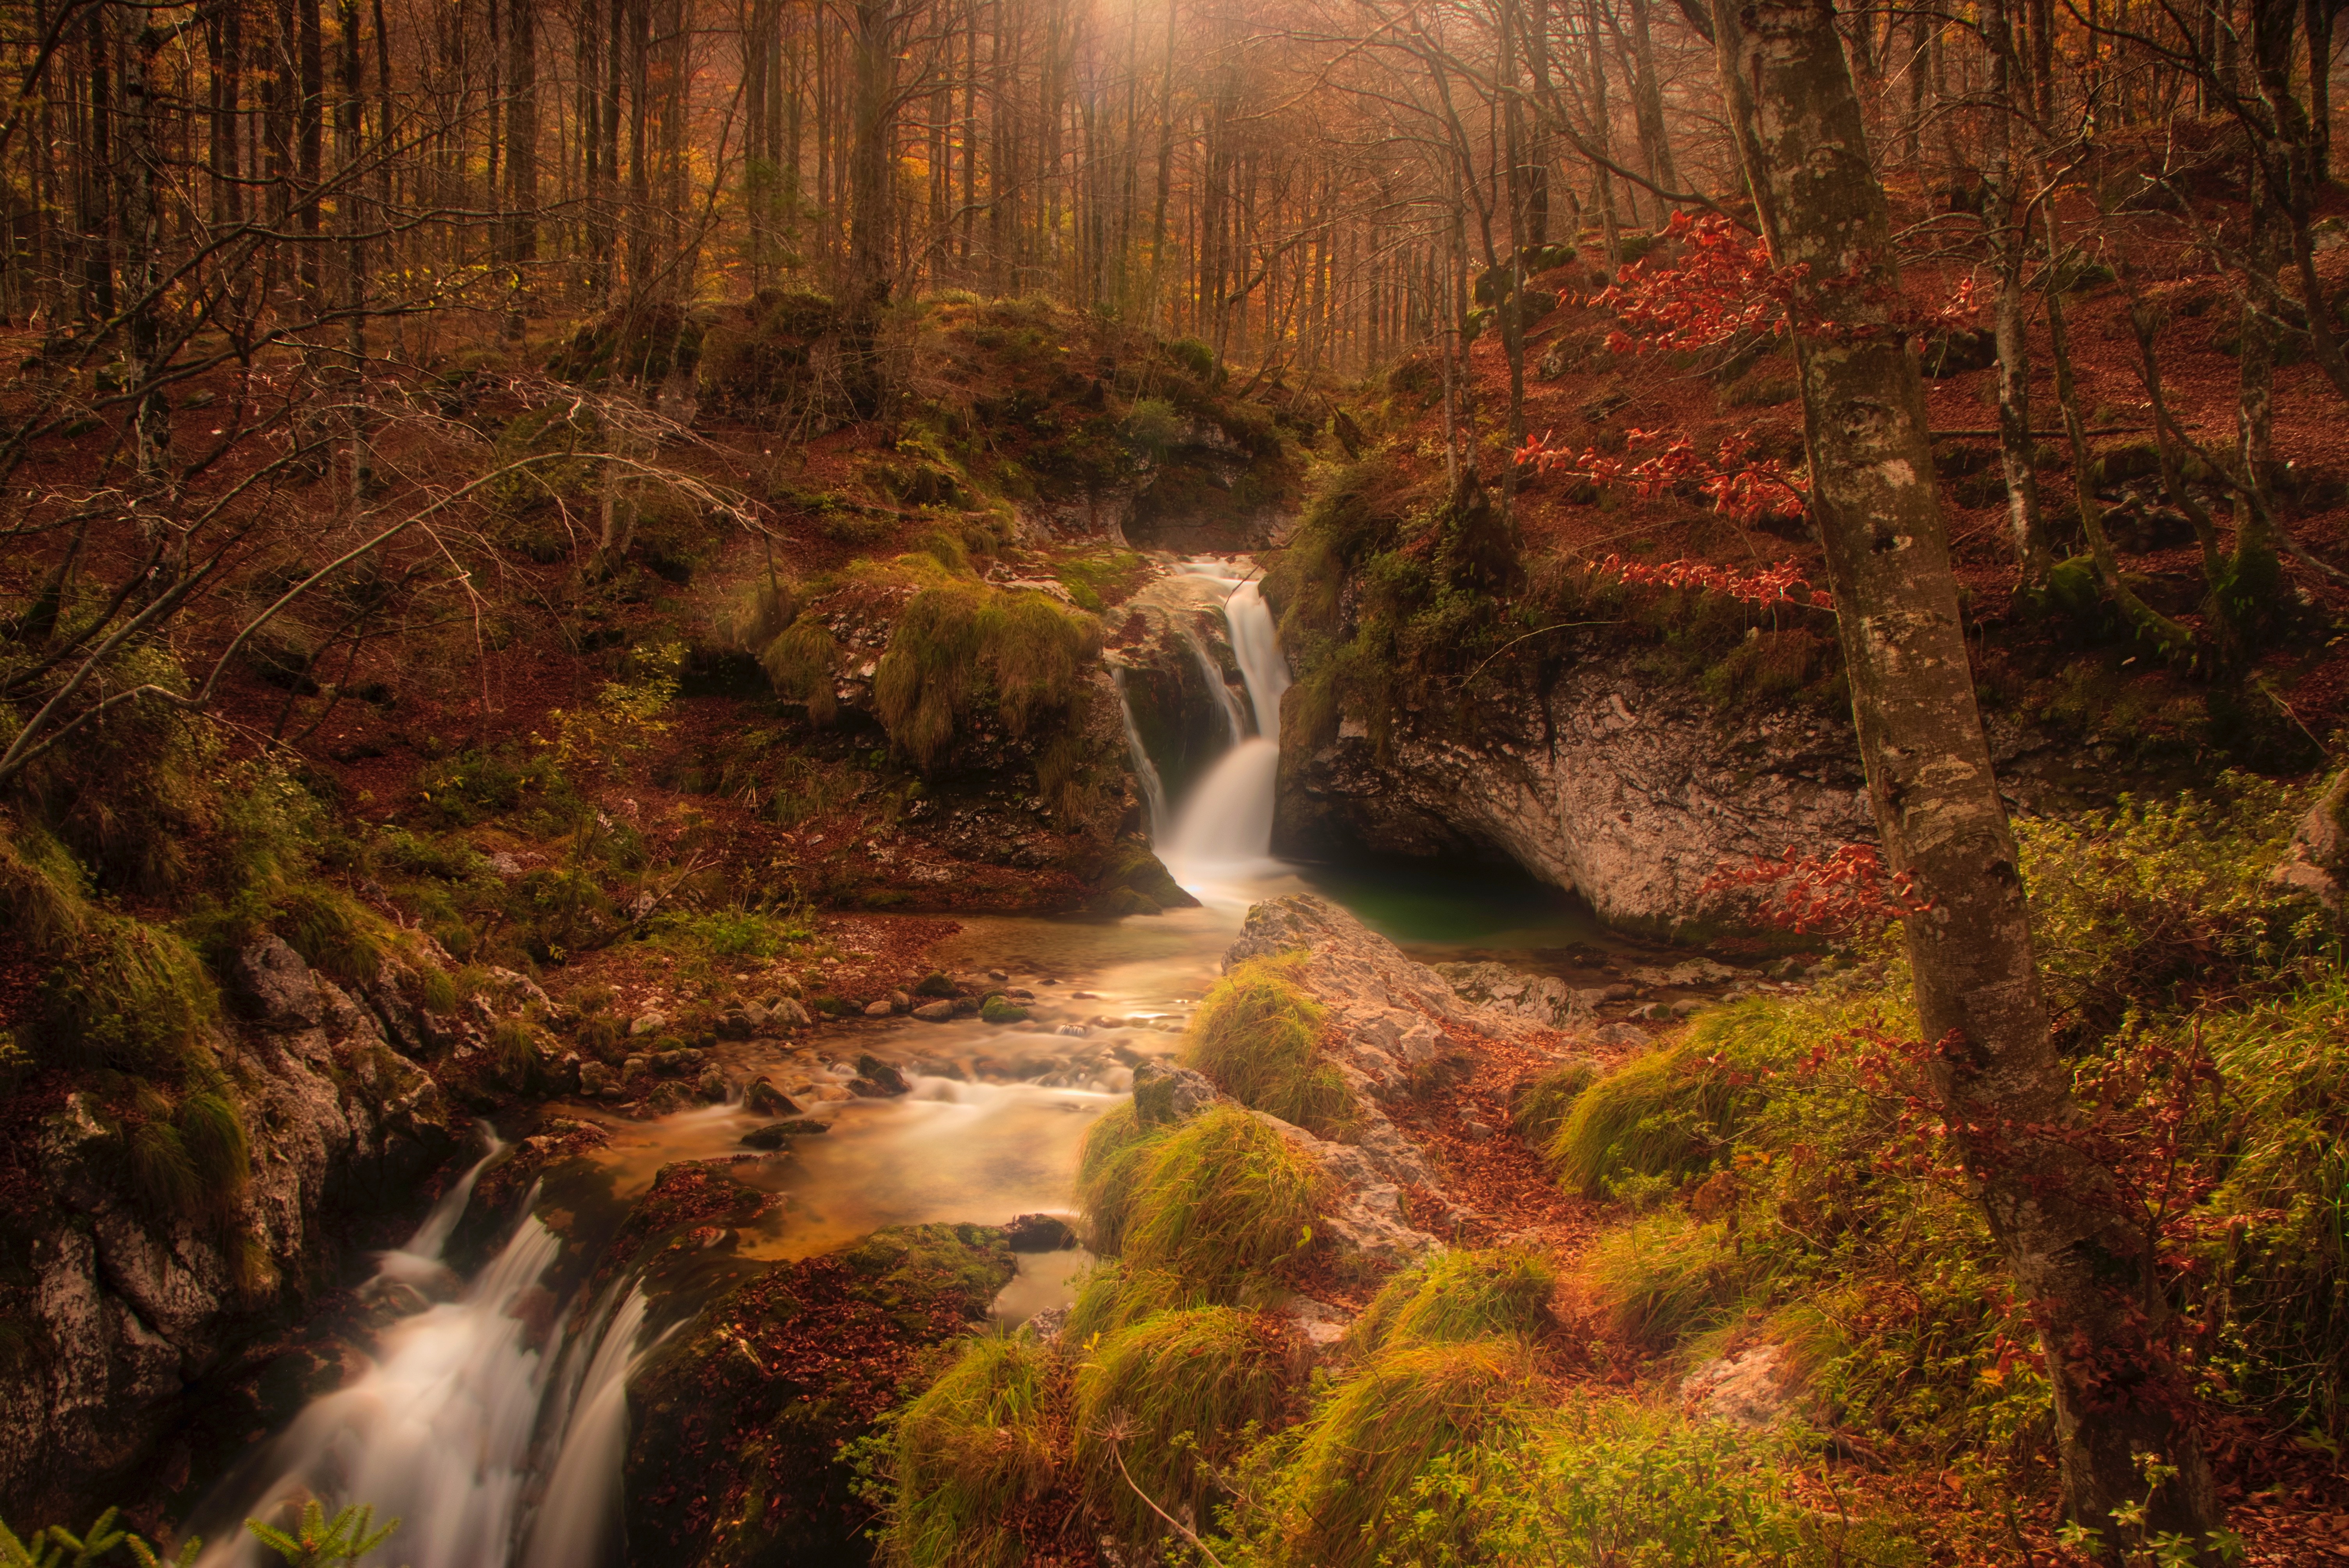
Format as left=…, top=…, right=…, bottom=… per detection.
left=1004, top=1213, right=1079, bottom=1252
left=625, top=1223, right=1016, bottom=1568
left=741, top=1076, right=802, bottom=1116
left=850, top=1054, right=911, bottom=1096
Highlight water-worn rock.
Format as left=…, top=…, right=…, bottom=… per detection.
left=1278, top=655, right=1873, bottom=933
left=740, top=1119, right=830, bottom=1150
left=742, top=1076, right=802, bottom=1116
left=910, top=999, right=956, bottom=1022
left=1004, top=1213, right=1079, bottom=1252
left=625, top=1224, right=1016, bottom=1568
left=2, top=945, right=458, bottom=1526
left=1132, top=1061, right=1218, bottom=1126
left=770, top=997, right=813, bottom=1028
left=851, top=1054, right=911, bottom=1096
left=1435, top=961, right=1594, bottom=1029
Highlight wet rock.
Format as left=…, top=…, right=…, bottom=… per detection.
left=1055, top=1023, right=1088, bottom=1037
left=653, top=1049, right=694, bottom=1077
left=717, top=1010, right=754, bottom=1040
left=889, top=990, right=912, bottom=1012
left=644, top=1082, right=695, bottom=1117
left=851, top=1054, right=911, bottom=1097
left=233, top=935, right=323, bottom=1030
left=740, top=1119, right=830, bottom=1149
left=742, top=1076, right=802, bottom=1116
left=625, top=1224, right=1016, bottom=1568
left=695, top=1067, right=728, bottom=1102
left=579, top=1060, right=614, bottom=1096
left=1004, top=987, right=1035, bottom=1001
left=913, top=971, right=960, bottom=998
left=1132, top=1061, right=1218, bottom=1126
left=771, top=997, right=813, bottom=1027
left=951, top=997, right=982, bottom=1018
left=979, top=996, right=1029, bottom=1024
left=1004, top=1213, right=1079, bottom=1252
left=910, top=999, right=956, bottom=1023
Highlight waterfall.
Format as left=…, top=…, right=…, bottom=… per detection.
left=1179, top=623, right=1247, bottom=745
left=1111, top=666, right=1169, bottom=839
left=1224, top=578, right=1291, bottom=738
left=1156, top=562, right=1294, bottom=882
left=369, top=1122, right=503, bottom=1293
left=195, top=1192, right=651, bottom=1568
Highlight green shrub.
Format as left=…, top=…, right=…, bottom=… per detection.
left=1070, top=1305, right=1297, bottom=1535
left=1178, top=953, right=1355, bottom=1137
left=1347, top=1248, right=1556, bottom=1355
left=34, top=915, right=217, bottom=1073
left=2016, top=773, right=2323, bottom=1040
left=880, top=1333, right=1056, bottom=1568
left=1121, top=397, right=1186, bottom=458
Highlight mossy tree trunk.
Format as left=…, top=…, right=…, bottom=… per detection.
left=1707, top=0, right=2224, bottom=1552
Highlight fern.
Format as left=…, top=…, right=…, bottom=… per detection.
left=0, top=1508, right=199, bottom=1568
left=244, top=1502, right=399, bottom=1568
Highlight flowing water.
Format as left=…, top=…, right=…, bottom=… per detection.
left=188, top=556, right=1607, bottom=1566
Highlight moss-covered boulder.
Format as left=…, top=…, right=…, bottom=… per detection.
left=623, top=1222, right=1017, bottom=1568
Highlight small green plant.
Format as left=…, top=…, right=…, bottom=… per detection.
left=1346, top=1247, right=1556, bottom=1355
left=1116, top=1107, right=1324, bottom=1296
left=245, top=1502, right=400, bottom=1568
left=536, top=643, right=684, bottom=782
left=0, top=1507, right=198, bottom=1567
left=879, top=1332, right=1055, bottom=1568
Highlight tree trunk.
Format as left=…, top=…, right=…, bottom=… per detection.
left=1707, top=0, right=2226, bottom=1552
left=1982, top=0, right=2049, bottom=579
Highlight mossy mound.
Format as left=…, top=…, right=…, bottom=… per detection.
left=1089, top=1105, right=1326, bottom=1297
left=625, top=1222, right=1016, bottom=1568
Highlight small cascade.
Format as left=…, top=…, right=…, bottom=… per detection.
left=368, top=1122, right=503, bottom=1292
left=1180, top=623, right=1248, bottom=744
left=195, top=1192, right=651, bottom=1568
left=1224, top=578, right=1292, bottom=737
left=1111, top=666, right=1169, bottom=839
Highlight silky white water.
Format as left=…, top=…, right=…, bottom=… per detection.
left=1155, top=561, right=1296, bottom=897
left=1111, top=665, right=1170, bottom=839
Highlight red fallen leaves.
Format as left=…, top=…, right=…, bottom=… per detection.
left=1701, top=843, right=1932, bottom=935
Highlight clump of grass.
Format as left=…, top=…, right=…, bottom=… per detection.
left=1347, top=1248, right=1556, bottom=1355
left=1179, top=954, right=1355, bottom=1137
left=759, top=614, right=842, bottom=724
left=1119, top=1107, right=1325, bottom=1296
left=489, top=1018, right=542, bottom=1087
left=124, top=1082, right=250, bottom=1224
left=273, top=880, right=393, bottom=985
left=1061, top=1261, right=1205, bottom=1347
left=1511, top=1057, right=1598, bottom=1149
left=1070, top=1305, right=1297, bottom=1534
left=34, top=914, right=218, bottom=1073
left=1266, top=1339, right=1535, bottom=1568
left=881, top=1332, right=1056, bottom=1568
left=1075, top=1103, right=1162, bottom=1255
left=1546, top=1047, right=1725, bottom=1199
left=1578, top=1211, right=1738, bottom=1350
left=0, top=816, right=92, bottom=957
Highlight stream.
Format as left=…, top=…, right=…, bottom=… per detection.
left=184, top=560, right=1610, bottom=1568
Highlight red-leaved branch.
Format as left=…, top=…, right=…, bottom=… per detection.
left=1514, top=426, right=1810, bottom=529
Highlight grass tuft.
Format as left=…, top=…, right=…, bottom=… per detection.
left=1119, top=1107, right=1325, bottom=1296
left=1179, top=954, right=1355, bottom=1137
left=34, top=914, right=217, bottom=1074
left=1512, top=1057, right=1599, bottom=1149
left=1075, top=1103, right=1161, bottom=1255
left=881, top=1332, right=1056, bottom=1568
left=1071, top=1305, right=1297, bottom=1534
left=1545, top=1046, right=1725, bottom=1198
left=1347, top=1247, right=1556, bottom=1355
left=759, top=614, right=843, bottom=725
left=1578, top=1211, right=1739, bottom=1350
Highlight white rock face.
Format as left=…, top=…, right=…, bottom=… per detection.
left=0, top=942, right=459, bottom=1525
left=1280, top=660, right=1875, bottom=931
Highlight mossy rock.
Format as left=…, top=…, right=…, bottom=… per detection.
left=624, top=1222, right=1013, bottom=1568
left=979, top=995, right=1029, bottom=1024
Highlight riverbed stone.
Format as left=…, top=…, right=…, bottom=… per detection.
left=695, top=1067, right=728, bottom=1102
left=742, top=1076, right=801, bottom=1116
left=771, top=997, right=813, bottom=1027
left=1004, top=1213, right=1079, bottom=1252
left=861, top=998, right=894, bottom=1018
left=851, top=1054, right=911, bottom=1096
left=630, top=1011, right=669, bottom=1037
left=910, top=999, right=956, bottom=1022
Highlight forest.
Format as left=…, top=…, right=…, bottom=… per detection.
left=0, top=0, right=2346, bottom=1561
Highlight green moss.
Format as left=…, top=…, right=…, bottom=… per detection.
left=1347, top=1248, right=1556, bottom=1356
left=1070, top=1305, right=1297, bottom=1534
left=883, top=1333, right=1056, bottom=1568
left=872, top=582, right=1103, bottom=771
left=979, top=995, right=1029, bottom=1024
left=1179, top=953, right=1355, bottom=1137
left=34, top=915, right=217, bottom=1074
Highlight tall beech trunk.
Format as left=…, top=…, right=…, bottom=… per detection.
left=1708, top=0, right=2225, bottom=1552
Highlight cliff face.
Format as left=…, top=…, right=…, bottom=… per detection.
left=1276, top=651, right=1876, bottom=935
left=1, top=938, right=460, bottom=1526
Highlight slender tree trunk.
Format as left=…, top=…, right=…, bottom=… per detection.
left=1982, top=0, right=2049, bottom=579
left=1707, top=0, right=2225, bottom=1550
